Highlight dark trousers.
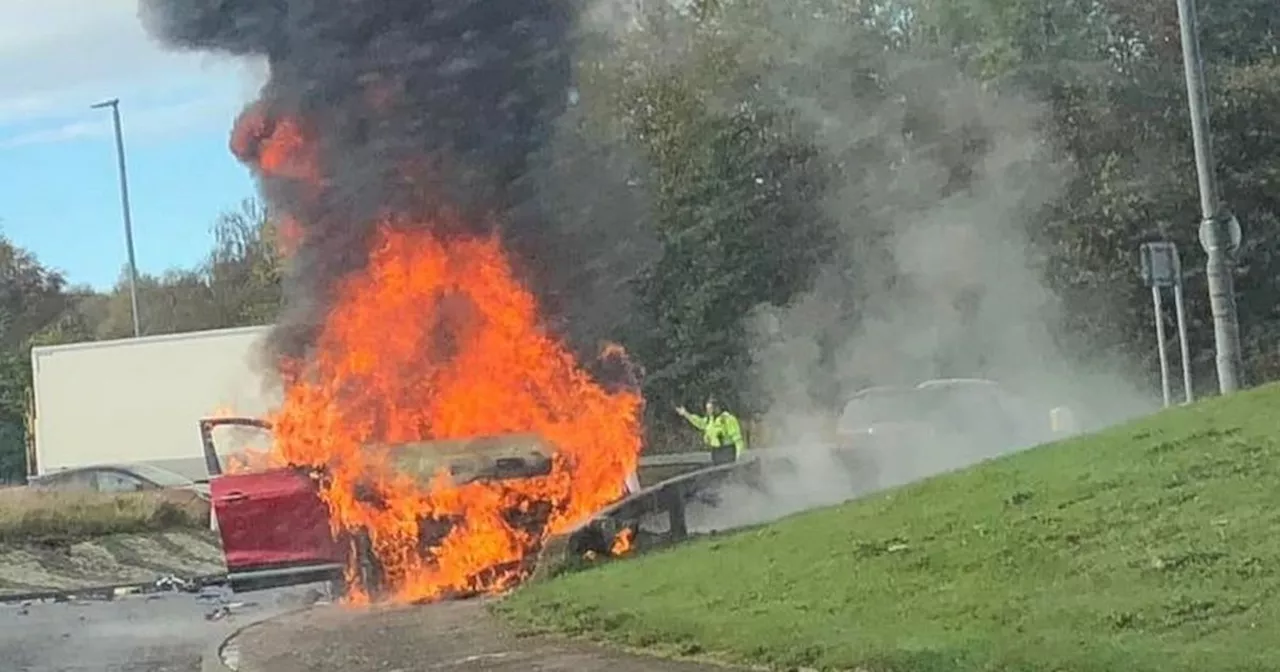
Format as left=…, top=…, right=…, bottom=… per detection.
left=710, top=445, right=736, bottom=465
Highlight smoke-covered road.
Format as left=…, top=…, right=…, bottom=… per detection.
left=0, top=584, right=325, bottom=672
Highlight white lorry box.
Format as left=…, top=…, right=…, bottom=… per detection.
left=29, top=325, right=280, bottom=480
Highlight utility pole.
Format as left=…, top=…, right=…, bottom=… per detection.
left=91, top=98, right=142, bottom=338
left=1174, top=0, right=1243, bottom=393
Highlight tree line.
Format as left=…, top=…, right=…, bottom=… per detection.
left=595, top=0, right=1280, bottom=436
left=4, top=0, right=1280, bottom=478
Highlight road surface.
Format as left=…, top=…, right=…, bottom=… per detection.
left=229, top=598, right=726, bottom=671
left=0, top=583, right=326, bottom=672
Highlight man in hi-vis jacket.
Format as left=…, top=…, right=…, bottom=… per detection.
left=675, top=395, right=747, bottom=465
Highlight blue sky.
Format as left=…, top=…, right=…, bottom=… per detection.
left=0, top=0, right=266, bottom=291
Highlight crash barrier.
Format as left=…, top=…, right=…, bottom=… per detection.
left=533, top=437, right=971, bottom=581
left=637, top=451, right=714, bottom=468
left=532, top=450, right=803, bottom=582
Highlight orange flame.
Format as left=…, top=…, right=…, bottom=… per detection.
left=610, top=527, right=635, bottom=556
left=231, top=105, right=319, bottom=183
left=231, top=103, right=645, bottom=603
left=225, top=448, right=283, bottom=475
left=263, top=223, right=643, bottom=602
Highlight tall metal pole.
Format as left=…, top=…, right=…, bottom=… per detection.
left=91, top=98, right=141, bottom=338
left=1152, top=286, right=1172, bottom=408
left=1173, top=282, right=1194, bottom=404
left=1174, top=0, right=1243, bottom=393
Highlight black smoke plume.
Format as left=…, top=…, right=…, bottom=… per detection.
left=138, top=0, right=613, bottom=364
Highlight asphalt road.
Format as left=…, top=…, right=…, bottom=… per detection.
left=232, top=599, right=723, bottom=672
left=0, top=584, right=328, bottom=672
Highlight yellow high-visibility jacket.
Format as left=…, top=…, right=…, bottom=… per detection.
left=681, top=410, right=747, bottom=458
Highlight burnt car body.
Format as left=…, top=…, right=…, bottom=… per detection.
left=199, top=417, right=555, bottom=596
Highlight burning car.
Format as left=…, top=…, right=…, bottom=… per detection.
left=200, top=416, right=564, bottom=599
left=142, top=0, right=646, bottom=606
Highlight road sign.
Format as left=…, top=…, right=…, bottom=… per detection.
left=1139, top=241, right=1182, bottom=288
left=1139, top=241, right=1194, bottom=405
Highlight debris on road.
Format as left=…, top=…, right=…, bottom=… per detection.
left=0, top=571, right=228, bottom=606
left=154, top=573, right=198, bottom=593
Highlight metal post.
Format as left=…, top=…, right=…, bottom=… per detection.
left=1173, top=282, right=1194, bottom=404
left=91, top=98, right=142, bottom=338
left=1152, top=286, right=1172, bottom=408
left=663, top=486, right=688, bottom=542
left=1174, top=0, right=1243, bottom=393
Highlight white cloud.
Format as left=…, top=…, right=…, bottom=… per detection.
left=0, top=0, right=264, bottom=142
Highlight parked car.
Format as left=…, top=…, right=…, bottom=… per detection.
left=29, top=462, right=216, bottom=531
left=834, top=378, right=1051, bottom=487
left=199, top=417, right=561, bottom=598
left=29, top=463, right=209, bottom=497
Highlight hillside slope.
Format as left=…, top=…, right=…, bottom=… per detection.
left=499, top=384, right=1280, bottom=672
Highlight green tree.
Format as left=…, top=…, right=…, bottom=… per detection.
left=628, top=101, right=831, bottom=413
left=204, top=197, right=284, bottom=327
left=601, top=0, right=1280, bottom=416
left=895, top=0, right=1280, bottom=391
left=93, top=198, right=284, bottom=339
left=0, top=349, right=27, bottom=483
left=0, top=236, right=73, bottom=482
left=588, top=12, right=834, bottom=422
left=95, top=269, right=218, bottom=339
left=0, top=235, right=69, bottom=351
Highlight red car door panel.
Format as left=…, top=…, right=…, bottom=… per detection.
left=211, top=468, right=341, bottom=571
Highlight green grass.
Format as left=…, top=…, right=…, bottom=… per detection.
left=497, top=383, right=1280, bottom=671
left=0, top=488, right=210, bottom=544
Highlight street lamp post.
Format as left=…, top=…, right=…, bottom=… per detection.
left=1173, top=0, right=1244, bottom=393
left=90, top=98, right=142, bottom=338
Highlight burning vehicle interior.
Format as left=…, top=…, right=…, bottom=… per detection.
left=137, top=0, right=678, bottom=606
left=201, top=417, right=605, bottom=601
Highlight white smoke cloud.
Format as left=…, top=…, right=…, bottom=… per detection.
left=592, top=0, right=1158, bottom=531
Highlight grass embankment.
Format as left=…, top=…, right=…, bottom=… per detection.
left=0, top=488, right=209, bottom=544
left=499, top=383, right=1280, bottom=672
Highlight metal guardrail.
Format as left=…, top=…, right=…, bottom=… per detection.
left=636, top=451, right=713, bottom=468
left=531, top=453, right=779, bottom=582
left=533, top=443, right=888, bottom=583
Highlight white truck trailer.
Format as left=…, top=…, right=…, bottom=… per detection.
left=28, top=325, right=280, bottom=481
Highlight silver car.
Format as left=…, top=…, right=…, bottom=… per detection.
left=30, top=463, right=216, bottom=530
